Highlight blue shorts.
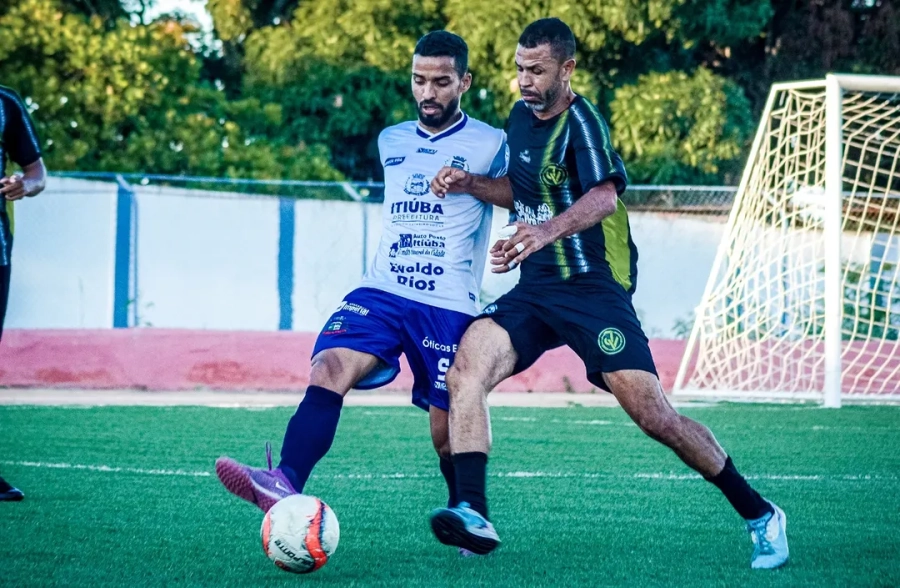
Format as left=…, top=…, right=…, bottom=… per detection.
left=313, top=288, right=473, bottom=411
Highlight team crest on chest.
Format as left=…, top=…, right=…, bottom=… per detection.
left=404, top=173, right=430, bottom=196
left=540, top=163, right=568, bottom=187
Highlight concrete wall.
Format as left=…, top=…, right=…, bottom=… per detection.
left=7, top=179, right=117, bottom=329
left=6, top=177, right=728, bottom=337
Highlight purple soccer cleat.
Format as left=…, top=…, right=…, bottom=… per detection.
left=215, top=443, right=297, bottom=513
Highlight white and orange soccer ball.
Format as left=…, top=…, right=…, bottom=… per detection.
left=260, top=494, right=340, bottom=574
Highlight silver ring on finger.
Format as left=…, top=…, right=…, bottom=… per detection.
left=514, top=242, right=525, bottom=254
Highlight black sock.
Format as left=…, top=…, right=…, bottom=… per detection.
left=706, top=456, right=774, bottom=520
left=439, top=457, right=457, bottom=507
left=452, top=452, right=488, bottom=518
left=0, top=475, right=11, bottom=493
left=278, top=385, right=344, bottom=493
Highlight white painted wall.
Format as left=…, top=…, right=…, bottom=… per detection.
left=7, top=178, right=117, bottom=328
left=134, top=186, right=281, bottom=330
left=4, top=178, right=739, bottom=336
left=629, top=213, right=727, bottom=337
left=293, top=200, right=372, bottom=331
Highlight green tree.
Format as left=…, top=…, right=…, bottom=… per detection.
left=610, top=68, right=753, bottom=184
left=0, top=0, right=342, bottom=180
left=4, top=0, right=899, bottom=184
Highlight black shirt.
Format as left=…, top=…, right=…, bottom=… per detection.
left=506, top=95, right=638, bottom=292
left=0, top=86, right=42, bottom=265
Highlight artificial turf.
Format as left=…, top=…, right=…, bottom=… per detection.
left=1, top=403, right=898, bottom=586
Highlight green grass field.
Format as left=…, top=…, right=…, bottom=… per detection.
left=1, top=403, right=898, bottom=586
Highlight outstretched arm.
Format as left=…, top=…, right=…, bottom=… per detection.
left=431, top=167, right=514, bottom=210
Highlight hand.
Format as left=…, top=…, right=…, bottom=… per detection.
left=430, top=166, right=472, bottom=198
left=489, top=221, right=558, bottom=273
left=0, top=175, right=28, bottom=201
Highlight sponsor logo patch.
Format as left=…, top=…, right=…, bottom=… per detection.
left=390, top=261, right=444, bottom=292
left=389, top=233, right=446, bottom=258
left=514, top=200, right=553, bottom=225
left=335, top=301, right=370, bottom=316
left=390, top=200, right=444, bottom=226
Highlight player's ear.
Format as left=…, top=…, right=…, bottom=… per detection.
left=460, top=72, right=473, bottom=93
left=560, top=59, right=576, bottom=82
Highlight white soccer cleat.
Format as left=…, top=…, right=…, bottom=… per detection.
left=747, top=501, right=789, bottom=569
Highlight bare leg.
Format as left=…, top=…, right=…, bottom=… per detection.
left=309, top=347, right=380, bottom=395
left=445, top=318, right=518, bottom=455
left=430, top=406, right=451, bottom=459
left=603, top=370, right=725, bottom=476
left=603, top=369, right=772, bottom=520
left=430, top=406, right=457, bottom=507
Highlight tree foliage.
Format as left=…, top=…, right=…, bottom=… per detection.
left=0, top=0, right=342, bottom=179
left=611, top=68, right=753, bottom=184
left=1, top=0, right=897, bottom=183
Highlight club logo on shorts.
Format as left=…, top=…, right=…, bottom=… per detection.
left=482, top=303, right=498, bottom=315
left=540, top=163, right=568, bottom=187
left=598, top=328, right=626, bottom=355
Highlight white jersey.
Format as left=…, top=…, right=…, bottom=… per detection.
left=360, top=113, right=508, bottom=315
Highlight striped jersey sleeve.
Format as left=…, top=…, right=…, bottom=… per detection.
left=487, top=132, right=509, bottom=178
left=0, top=87, right=42, bottom=169
left=569, top=99, right=627, bottom=196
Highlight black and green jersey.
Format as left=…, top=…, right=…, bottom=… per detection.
left=506, top=95, right=637, bottom=292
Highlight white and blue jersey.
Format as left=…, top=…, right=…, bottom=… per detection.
left=360, top=113, right=509, bottom=316
left=315, top=113, right=508, bottom=410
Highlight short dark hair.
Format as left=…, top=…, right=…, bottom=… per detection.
left=518, top=18, right=576, bottom=63
left=414, top=31, right=469, bottom=77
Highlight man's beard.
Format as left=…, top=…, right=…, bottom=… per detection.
left=523, top=83, right=561, bottom=113
left=418, top=97, right=460, bottom=128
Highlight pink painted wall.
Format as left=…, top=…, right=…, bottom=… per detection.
left=0, top=330, right=686, bottom=393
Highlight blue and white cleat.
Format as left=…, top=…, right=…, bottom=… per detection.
left=430, top=502, right=500, bottom=555
left=747, top=501, right=789, bottom=569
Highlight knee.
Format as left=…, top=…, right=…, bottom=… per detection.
left=445, top=364, right=464, bottom=396
left=433, top=438, right=451, bottom=460
left=635, top=411, right=681, bottom=444
left=445, top=363, right=480, bottom=401
left=309, top=352, right=352, bottom=392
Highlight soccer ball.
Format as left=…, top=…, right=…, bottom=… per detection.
left=260, top=494, right=340, bottom=573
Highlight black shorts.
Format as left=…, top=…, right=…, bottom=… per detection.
left=481, top=274, right=657, bottom=391
left=0, top=264, right=9, bottom=343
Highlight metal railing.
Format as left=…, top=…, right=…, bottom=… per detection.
left=51, top=172, right=737, bottom=213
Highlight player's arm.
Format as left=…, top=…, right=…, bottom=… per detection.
left=431, top=170, right=513, bottom=209
left=430, top=133, right=513, bottom=209
left=493, top=102, right=626, bottom=271
left=1, top=90, right=46, bottom=201
left=1, top=159, right=47, bottom=201
left=489, top=182, right=617, bottom=272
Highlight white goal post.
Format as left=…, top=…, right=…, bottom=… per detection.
left=674, top=74, right=900, bottom=406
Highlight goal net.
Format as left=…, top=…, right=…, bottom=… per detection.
left=674, top=75, right=900, bottom=405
